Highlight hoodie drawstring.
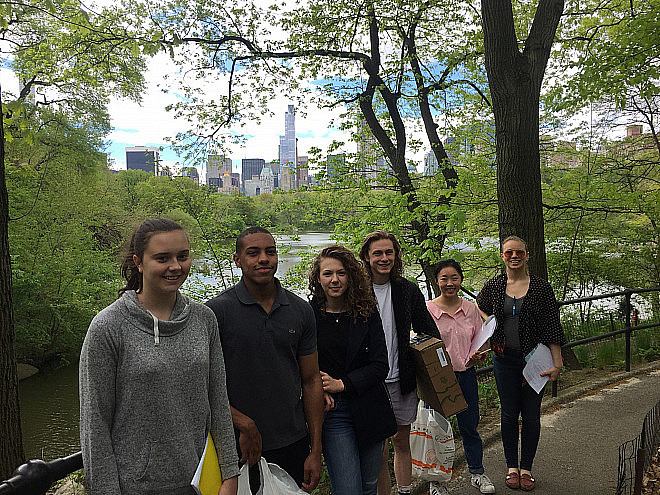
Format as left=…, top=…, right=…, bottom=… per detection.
left=150, top=311, right=160, bottom=346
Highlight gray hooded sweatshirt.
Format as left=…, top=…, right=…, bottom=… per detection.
left=79, top=291, right=239, bottom=494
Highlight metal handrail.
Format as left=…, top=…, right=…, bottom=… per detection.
left=0, top=452, right=82, bottom=495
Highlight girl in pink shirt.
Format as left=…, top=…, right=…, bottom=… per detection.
left=426, top=259, right=495, bottom=495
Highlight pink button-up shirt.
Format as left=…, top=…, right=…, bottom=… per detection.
left=426, top=298, right=483, bottom=372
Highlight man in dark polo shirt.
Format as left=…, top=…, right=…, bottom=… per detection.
left=206, top=226, right=323, bottom=493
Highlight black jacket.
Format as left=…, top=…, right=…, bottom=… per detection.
left=312, top=303, right=397, bottom=447
left=476, top=273, right=566, bottom=356
left=390, top=277, right=441, bottom=395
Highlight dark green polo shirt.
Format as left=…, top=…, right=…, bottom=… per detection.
left=206, top=278, right=317, bottom=450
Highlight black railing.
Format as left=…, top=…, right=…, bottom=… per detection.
left=616, top=399, right=660, bottom=495
left=2, top=287, right=659, bottom=494
left=476, top=287, right=660, bottom=398
left=0, top=452, right=82, bottom=495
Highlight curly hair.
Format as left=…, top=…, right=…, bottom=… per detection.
left=359, top=230, right=404, bottom=281
left=308, top=244, right=377, bottom=320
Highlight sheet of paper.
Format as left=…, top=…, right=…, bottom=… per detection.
left=465, top=315, right=497, bottom=365
left=522, top=343, right=554, bottom=394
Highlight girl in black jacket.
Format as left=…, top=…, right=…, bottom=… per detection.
left=309, top=245, right=397, bottom=495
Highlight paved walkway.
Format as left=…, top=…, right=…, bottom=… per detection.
left=414, top=362, right=660, bottom=495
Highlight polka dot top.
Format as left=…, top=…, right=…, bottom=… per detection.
left=476, top=274, right=566, bottom=356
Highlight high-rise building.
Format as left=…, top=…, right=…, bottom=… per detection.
left=207, top=154, right=232, bottom=184
left=326, top=154, right=346, bottom=181
left=424, top=151, right=439, bottom=176
left=241, top=158, right=265, bottom=189
left=627, top=124, right=643, bottom=137
left=180, top=167, right=200, bottom=183
left=296, top=155, right=309, bottom=187
left=244, top=166, right=275, bottom=197
left=126, top=146, right=160, bottom=174
left=356, top=118, right=388, bottom=182
left=279, top=105, right=297, bottom=190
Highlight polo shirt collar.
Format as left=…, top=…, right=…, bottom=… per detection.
left=235, top=277, right=291, bottom=309
left=428, top=297, right=468, bottom=319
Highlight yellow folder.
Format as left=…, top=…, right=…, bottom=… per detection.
left=191, top=433, right=222, bottom=495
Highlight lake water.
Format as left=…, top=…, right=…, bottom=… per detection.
left=18, top=232, right=335, bottom=461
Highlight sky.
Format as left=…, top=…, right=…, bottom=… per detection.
left=103, top=54, right=353, bottom=176
left=0, top=51, right=353, bottom=177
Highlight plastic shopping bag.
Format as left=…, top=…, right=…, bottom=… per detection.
left=237, top=458, right=306, bottom=495
left=410, top=402, right=454, bottom=482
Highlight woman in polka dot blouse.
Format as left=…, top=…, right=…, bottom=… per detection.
left=476, top=236, right=565, bottom=492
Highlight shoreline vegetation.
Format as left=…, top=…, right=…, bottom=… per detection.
left=9, top=162, right=659, bottom=371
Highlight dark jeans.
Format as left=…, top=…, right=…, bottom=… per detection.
left=455, top=367, right=484, bottom=474
left=241, top=434, right=310, bottom=493
left=493, top=348, right=544, bottom=471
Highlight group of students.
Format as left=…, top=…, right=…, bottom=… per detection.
left=79, top=219, right=565, bottom=495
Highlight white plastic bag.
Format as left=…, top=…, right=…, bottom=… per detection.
left=410, top=402, right=454, bottom=482
left=237, top=458, right=306, bottom=495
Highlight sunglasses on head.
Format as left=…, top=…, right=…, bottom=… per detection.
left=502, top=249, right=526, bottom=258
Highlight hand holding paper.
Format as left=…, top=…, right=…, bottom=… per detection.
left=522, top=344, right=554, bottom=394
left=465, top=315, right=497, bottom=366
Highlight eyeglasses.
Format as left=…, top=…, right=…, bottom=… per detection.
left=502, top=250, right=526, bottom=258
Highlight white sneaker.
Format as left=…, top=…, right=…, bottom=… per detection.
left=429, top=481, right=450, bottom=495
left=471, top=473, right=495, bottom=494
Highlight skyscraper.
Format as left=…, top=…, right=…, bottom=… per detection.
left=241, top=158, right=265, bottom=189
left=296, top=155, right=309, bottom=187
left=279, top=105, right=296, bottom=190
left=208, top=154, right=232, bottom=182
left=424, top=151, right=439, bottom=176
left=126, top=146, right=160, bottom=174
left=356, top=118, right=388, bottom=182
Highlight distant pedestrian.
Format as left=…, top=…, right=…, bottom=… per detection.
left=632, top=307, right=639, bottom=326
left=358, top=231, right=440, bottom=495
left=476, top=236, right=565, bottom=492
left=79, top=218, right=239, bottom=494
left=309, top=245, right=397, bottom=495
left=427, top=259, right=495, bottom=494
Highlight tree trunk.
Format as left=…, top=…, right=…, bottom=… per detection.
left=493, top=83, right=548, bottom=278
left=0, top=88, right=24, bottom=479
left=481, top=0, right=564, bottom=279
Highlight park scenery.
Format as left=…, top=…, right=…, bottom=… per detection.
left=0, top=0, right=658, bottom=491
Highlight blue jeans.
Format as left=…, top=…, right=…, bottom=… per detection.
left=322, top=400, right=385, bottom=494
left=455, top=367, right=484, bottom=474
left=493, top=348, right=544, bottom=471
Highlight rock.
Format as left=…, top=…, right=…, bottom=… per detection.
left=17, top=363, right=39, bottom=381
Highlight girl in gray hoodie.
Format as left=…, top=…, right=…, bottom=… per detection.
left=79, top=218, right=239, bottom=495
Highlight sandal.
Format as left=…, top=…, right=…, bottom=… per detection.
left=505, top=471, right=520, bottom=489
left=520, top=473, right=536, bottom=491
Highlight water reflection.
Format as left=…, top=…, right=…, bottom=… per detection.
left=19, top=364, right=80, bottom=460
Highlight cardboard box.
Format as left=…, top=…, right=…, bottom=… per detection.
left=410, top=336, right=467, bottom=417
